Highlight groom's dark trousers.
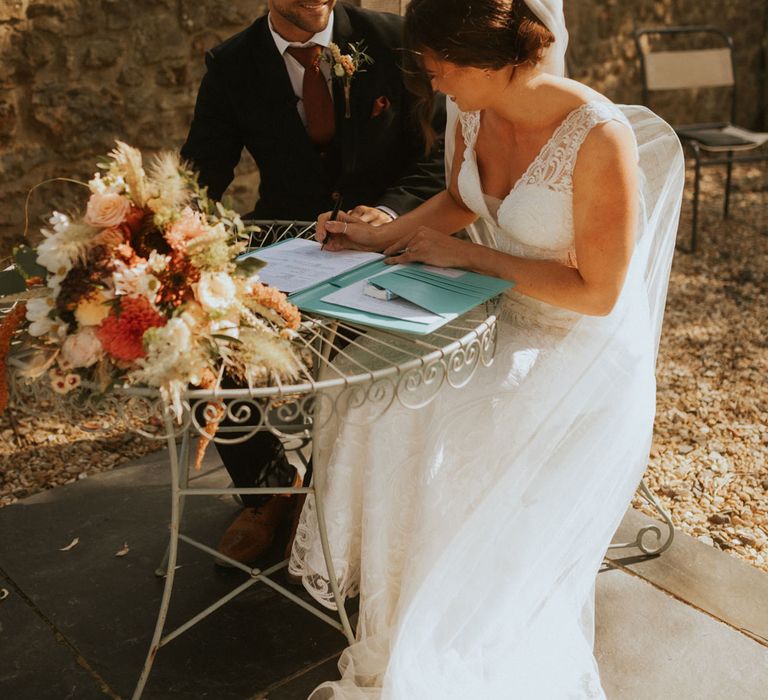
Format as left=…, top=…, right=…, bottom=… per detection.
left=180, top=2, right=446, bottom=502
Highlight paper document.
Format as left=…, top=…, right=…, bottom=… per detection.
left=242, top=238, right=384, bottom=294
left=321, top=268, right=446, bottom=325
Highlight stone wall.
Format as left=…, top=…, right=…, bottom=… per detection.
left=0, top=0, right=265, bottom=256
left=1, top=0, right=766, bottom=256
left=564, top=0, right=768, bottom=131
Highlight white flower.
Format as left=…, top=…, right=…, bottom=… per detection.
left=50, top=369, right=81, bottom=394
left=112, top=260, right=160, bottom=303
left=36, top=213, right=94, bottom=276
left=138, top=316, right=197, bottom=382
left=334, top=63, right=345, bottom=78
left=26, top=296, right=56, bottom=337
left=84, top=192, right=131, bottom=228
left=196, top=271, right=236, bottom=313
left=158, top=317, right=193, bottom=354
left=131, top=316, right=209, bottom=419
left=210, top=317, right=240, bottom=341
left=89, top=172, right=127, bottom=195
left=88, top=173, right=108, bottom=194
left=147, top=251, right=171, bottom=274
left=46, top=272, right=65, bottom=297
left=60, top=328, right=103, bottom=368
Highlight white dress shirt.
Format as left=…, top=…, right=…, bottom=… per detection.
left=268, top=12, right=335, bottom=129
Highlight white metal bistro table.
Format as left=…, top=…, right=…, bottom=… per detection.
left=118, top=305, right=500, bottom=697
left=19, top=220, right=499, bottom=698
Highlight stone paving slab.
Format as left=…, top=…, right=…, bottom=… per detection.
left=610, top=508, right=768, bottom=643
left=257, top=655, right=342, bottom=700
left=596, top=568, right=768, bottom=700
left=0, top=448, right=345, bottom=699
left=0, top=573, right=107, bottom=700
left=2, top=447, right=767, bottom=699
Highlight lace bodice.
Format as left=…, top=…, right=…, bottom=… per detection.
left=457, top=100, right=632, bottom=265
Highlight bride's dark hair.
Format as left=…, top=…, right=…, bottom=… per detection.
left=403, top=0, right=555, bottom=151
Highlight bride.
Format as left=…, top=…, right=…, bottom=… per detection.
left=289, top=0, right=684, bottom=697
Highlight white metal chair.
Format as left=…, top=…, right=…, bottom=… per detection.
left=635, top=25, right=768, bottom=252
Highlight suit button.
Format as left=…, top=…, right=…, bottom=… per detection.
left=331, top=191, right=341, bottom=202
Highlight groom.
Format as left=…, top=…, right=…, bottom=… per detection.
left=181, top=0, right=446, bottom=565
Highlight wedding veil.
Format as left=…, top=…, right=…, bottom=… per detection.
left=378, top=2, right=685, bottom=697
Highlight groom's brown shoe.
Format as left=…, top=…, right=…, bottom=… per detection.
left=216, top=471, right=303, bottom=567
left=216, top=499, right=293, bottom=567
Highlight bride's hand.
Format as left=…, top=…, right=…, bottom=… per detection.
left=316, top=211, right=383, bottom=251
left=383, top=226, right=473, bottom=269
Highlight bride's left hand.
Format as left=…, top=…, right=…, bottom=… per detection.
left=383, top=226, right=473, bottom=269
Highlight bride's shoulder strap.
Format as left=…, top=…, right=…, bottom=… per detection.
left=458, top=110, right=481, bottom=149
left=532, top=101, right=635, bottom=191
left=563, top=102, right=634, bottom=157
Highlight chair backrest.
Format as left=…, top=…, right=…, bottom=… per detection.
left=635, top=26, right=737, bottom=124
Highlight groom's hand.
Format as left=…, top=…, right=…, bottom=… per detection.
left=347, top=205, right=393, bottom=226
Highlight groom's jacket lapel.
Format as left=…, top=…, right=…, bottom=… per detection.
left=332, top=2, right=360, bottom=184
left=330, top=2, right=401, bottom=196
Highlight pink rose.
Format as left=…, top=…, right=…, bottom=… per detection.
left=60, top=327, right=104, bottom=368
left=84, top=192, right=131, bottom=228
left=166, top=207, right=208, bottom=249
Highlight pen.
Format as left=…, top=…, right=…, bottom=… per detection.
left=322, top=195, right=343, bottom=251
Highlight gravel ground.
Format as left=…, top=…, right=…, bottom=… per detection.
left=1, top=163, right=767, bottom=573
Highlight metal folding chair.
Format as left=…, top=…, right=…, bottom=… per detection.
left=635, top=25, right=768, bottom=252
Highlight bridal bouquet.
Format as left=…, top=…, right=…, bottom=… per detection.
left=2, top=142, right=303, bottom=420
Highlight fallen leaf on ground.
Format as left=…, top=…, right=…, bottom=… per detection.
left=115, top=543, right=130, bottom=557
left=59, top=537, right=79, bottom=552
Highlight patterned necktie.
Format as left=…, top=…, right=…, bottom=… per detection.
left=286, top=45, right=335, bottom=147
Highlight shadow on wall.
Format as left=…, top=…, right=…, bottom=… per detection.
left=1, top=0, right=765, bottom=256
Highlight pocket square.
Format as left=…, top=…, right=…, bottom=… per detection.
left=370, top=95, right=391, bottom=118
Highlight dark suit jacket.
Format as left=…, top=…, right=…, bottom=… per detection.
left=181, top=2, right=446, bottom=221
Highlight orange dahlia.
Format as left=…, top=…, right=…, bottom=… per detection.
left=97, top=296, right=166, bottom=362
left=250, top=283, right=301, bottom=330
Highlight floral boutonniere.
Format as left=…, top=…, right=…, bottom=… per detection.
left=324, top=41, right=374, bottom=119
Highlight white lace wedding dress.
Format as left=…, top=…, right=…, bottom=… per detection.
left=289, top=101, right=684, bottom=699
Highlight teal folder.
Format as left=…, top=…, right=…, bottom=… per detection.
left=292, top=262, right=513, bottom=335
left=369, top=266, right=512, bottom=317
left=242, top=241, right=513, bottom=336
